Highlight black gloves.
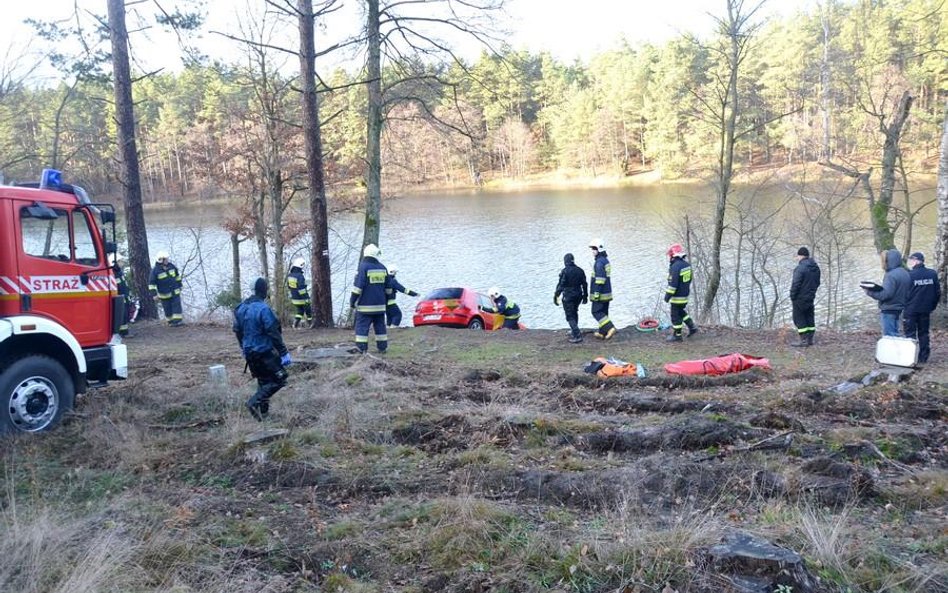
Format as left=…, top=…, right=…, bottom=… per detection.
left=581, top=296, right=588, bottom=304
left=554, top=295, right=560, bottom=306
left=408, top=290, right=419, bottom=297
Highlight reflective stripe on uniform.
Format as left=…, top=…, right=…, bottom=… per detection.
left=355, top=335, right=369, bottom=343
left=670, top=297, right=688, bottom=305
left=357, top=304, right=386, bottom=313
left=351, top=286, right=363, bottom=295
left=598, top=317, right=611, bottom=328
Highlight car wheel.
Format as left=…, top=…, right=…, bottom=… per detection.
left=0, top=355, right=75, bottom=434
left=467, top=318, right=484, bottom=330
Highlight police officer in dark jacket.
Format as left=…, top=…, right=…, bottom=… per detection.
left=489, top=287, right=521, bottom=330
left=903, top=252, right=940, bottom=364
left=665, top=243, right=698, bottom=342
left=554, top=253, right=588, bottom=343
left=790, top=246, right=821, bottom=347
left=351, top=244, right=390, bottom=352
left=384, top=264, right=419, bottom=327
left=234, top=277, right=290, bottom=421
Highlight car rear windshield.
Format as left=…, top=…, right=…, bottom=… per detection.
left=424, top=288, right=463, bottom=300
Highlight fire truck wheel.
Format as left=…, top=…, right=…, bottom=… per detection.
left=0, top=355, right=75, bottom=434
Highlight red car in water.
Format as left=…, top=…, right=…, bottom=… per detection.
left=412, top=287, right=505, bottom=330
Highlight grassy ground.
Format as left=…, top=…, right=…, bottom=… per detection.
left=2, top=321, right=946, bottom=592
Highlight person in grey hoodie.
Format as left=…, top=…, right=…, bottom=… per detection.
left=863, top=248, right=910, bottom=337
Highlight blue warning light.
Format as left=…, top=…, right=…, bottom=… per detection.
left=40, top=168, right=62, bottom=189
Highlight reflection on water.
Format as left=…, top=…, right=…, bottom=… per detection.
left=141, top=185, right=936, bottom=330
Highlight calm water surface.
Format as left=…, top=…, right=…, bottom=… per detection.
left=142, top=185, right=937, bottom=330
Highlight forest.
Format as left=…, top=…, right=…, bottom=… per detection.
left=1, top=0, right=944, bottom=197
left=0, top=0, right=946, bottom=326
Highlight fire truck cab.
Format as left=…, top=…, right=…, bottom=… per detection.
left=0, top=169, right=127, bottom=434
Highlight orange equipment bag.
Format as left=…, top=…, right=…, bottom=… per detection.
left=585, top=357, right=646, bottom=378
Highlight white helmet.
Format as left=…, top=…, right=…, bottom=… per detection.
left=363, top=243, right=381, bottom=258
left=292, top=257, right=306, bottom=269
left=589, top=238, right=604, bottom=251
left=387, top=264, right=398, bottom=275
left=156, top=250, right=170, bottom=262
left=488, top=286, right=501, bottom=299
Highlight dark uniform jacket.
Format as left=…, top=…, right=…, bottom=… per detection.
left=233, top=296, right=288, bottom=358
left=590, top=252, right=613, bottom=302
left=556, top=262, right=588, bottom=302
left=115, top=265, right=129, bottom=298
left=905, top=264, right=941, bottom=315
left=664, top=256, right=692, bottom=304
left=790, top=257, right=821, bottom=303
left=493, top=295, right=521, bottom=320
left=148, top=262, right=182, bottom=299
left=286, top=267, right=310, bottom=305
left=386, top=275, right=418, bottom=305
left=350, top=256, right=389, bottom=314
left=867, top=249, right=910, bottom=312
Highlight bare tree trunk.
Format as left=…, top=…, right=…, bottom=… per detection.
left=269, top=172, right=286, bottom=319
left=298, top=0, right=334, bottom=327
left=873, top=90, right=913, bottom=252
left=254, top=192, right=269, bottom=280
left=819, top=3, right=832, bottom=161
left=108, top=0, right=156, bottom=319
left=362, top=0, right=382, bottom=251
left=703, top=0, right=746, bottom=316
left=230, top=231, right=241, bottom=297
left=935, top=98, right=948, bottom=302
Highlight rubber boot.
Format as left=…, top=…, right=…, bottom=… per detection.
left=604, top=327, right=616, bottom=340
left=666, top=333, right=683, bottom=342
left=245, top=395, right=264, bottom=421
left=807, top=331, right=815, bottom=347
left=791, top=334, right=808, bottom=347
left=686, top=322, right=699, bottom=337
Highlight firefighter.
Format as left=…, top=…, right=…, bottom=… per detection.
left=351, top=244, right=390, bottom=353
left=489, top=287, right=521, bottom=330
left=903, top=252, right=940, bottom=364
left=789, top=246, right=821, bottom=347
left=554, top=253, right=588, bottom=343
left=148, top=250, right=184, bottom=326
left=588, top=239, right=616, bottom=340
left=110, top=253, right=131, bottom=337
left=286, top=257, right=313, bottom=328
left=385, top=264, right=420, bottom=327
left=664, top=243, right=698, bottom=342
left=234, top=277, right=290, bottom=421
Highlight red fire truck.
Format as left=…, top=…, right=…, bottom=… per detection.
left=0, top=169, right=128, bottom=434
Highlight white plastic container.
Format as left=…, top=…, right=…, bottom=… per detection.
left=875, top=336, right=919, bottom=368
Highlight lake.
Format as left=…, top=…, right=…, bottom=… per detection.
left=141, top=184, right=938, bottom=330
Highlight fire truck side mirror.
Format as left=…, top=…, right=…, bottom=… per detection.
left=104, top=241, right=117, bottom=254
left=99, top=210, right=115, bottom=224
left=79, top=273, right=90, bottom=286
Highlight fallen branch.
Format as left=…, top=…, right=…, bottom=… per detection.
left=147, top=417, right=224, bottom=430
left=860, top=439, right=917, bottom=475
left=695, top=430, right=794, bottom=462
